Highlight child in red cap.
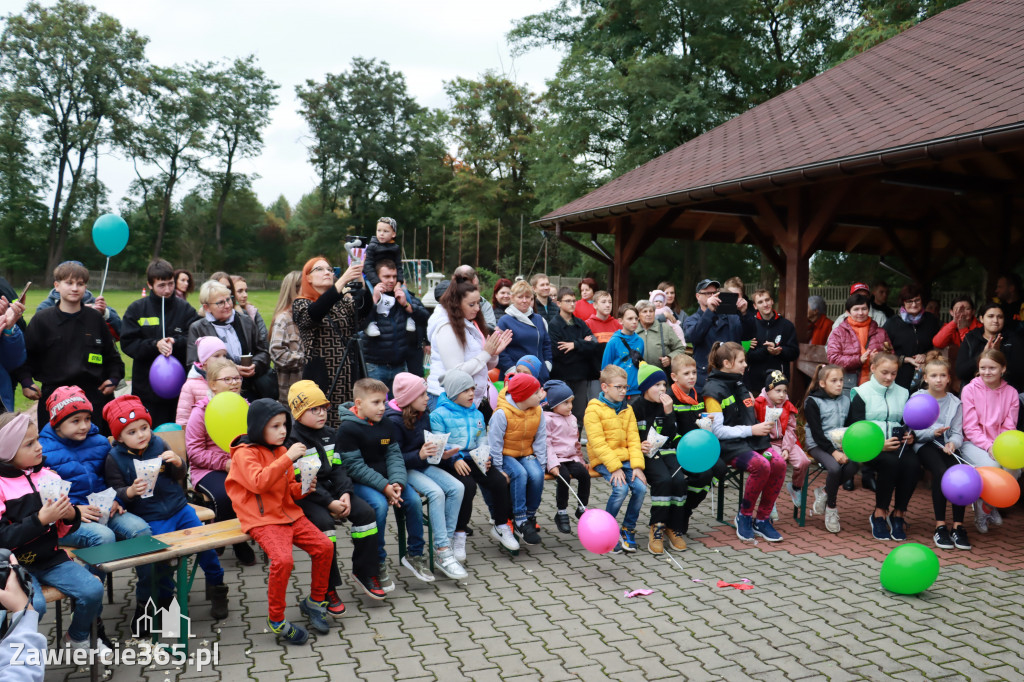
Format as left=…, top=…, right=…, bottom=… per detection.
left=102, top=395, right=229, bottom=629
left=488, top=373, right=547, bottom=546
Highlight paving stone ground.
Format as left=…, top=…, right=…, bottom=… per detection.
left=43, top=475, right=1024, bottom=681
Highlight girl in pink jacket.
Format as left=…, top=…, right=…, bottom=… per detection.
left=961, top=348, right=1020, bottom=533
left=175, top=336, right=228, bottom=426
left=184, top=356, right=255, bottom=564
left=543, top=380, right=590, bottom=534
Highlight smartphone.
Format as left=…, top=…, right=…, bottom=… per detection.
left=18, top=282, right=31, bottom=305
left=716, top=291, right=739, bottom=316
left=891, top=426, right=907, bottom=440
left=239, top=354, right=253, bottom=367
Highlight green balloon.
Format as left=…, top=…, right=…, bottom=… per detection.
left=842, top=421, right=885, bottom=462
left=879, top=543, right=939, bottom=595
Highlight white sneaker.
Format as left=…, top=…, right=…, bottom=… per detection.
left=812, top=487, right=827, bottom=516
left=437, top=550, right=468, bottom=580
left=453, top=532, right=467, bottom=562
left=401, top=554, right=435, bottom=582
left=974, top=501, right=989, bottom=534
left=770, top=504, right=779, bottom=521
left=824, top=507, right=841, bottom=533
left=406, top=317, right=417, bottom=332
left=65, top=634, right=113, bottom=663
left=491, top=523, right=520, bottom=551
left=365, top=321, right=381, bottom=337
left=987, top=505, right=1003, bottom=526
left=787, top=482, right=802, bottom=508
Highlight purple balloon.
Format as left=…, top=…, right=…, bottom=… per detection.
left=903, top=393, right=940, bottom=430
left=941, top=464, right=983, bottom=506
left=149, top=355, right=186, bottom=400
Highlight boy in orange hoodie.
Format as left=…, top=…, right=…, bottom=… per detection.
left=226, top=398, right=334, bottom=644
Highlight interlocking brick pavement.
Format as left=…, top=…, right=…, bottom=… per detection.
left=40, top=475, right=1024, bottom=681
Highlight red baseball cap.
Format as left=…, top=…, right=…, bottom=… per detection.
left=849, top=282, right=870, bottom=295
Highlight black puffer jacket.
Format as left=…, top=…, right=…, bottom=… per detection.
left=883, top=312, right=941, bottom=389
left=360, top=287, right=429, bottom=366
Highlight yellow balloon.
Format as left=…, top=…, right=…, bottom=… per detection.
left=993, top=430, right=1024, bottom=469
left=204, top=392, right=249, bottom=452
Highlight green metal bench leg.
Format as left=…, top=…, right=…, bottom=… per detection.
left=395, top=501, right=433, bottom=572
left=795, top=464, right=826, bottom=527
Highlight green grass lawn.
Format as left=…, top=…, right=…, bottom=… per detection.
left=12, top=288, right=282, bottom=414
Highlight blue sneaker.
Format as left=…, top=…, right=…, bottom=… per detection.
left=620, top=527, right=638, bottom=553
left=735, top=514, right=755, bottom=541
left=267, top=618, right=308, bottom=645
left=299, top=596, right=331, bottom=634
left=610, top=541, right=624, bottom=554
left=888, top=515, right=907, bottom=541
left=870, top=514, right=891, bottom=541
left=753, top=518, right=783, bottom=542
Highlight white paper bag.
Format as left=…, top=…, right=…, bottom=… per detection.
left=765, top=407, right=783, bottom=423
left=645, top=428, right=669, bottom=452
left=297, top=455, right=321, bottom=495
left=423, top=431, right=450, bottom=465
left=86, top=488, right=117, bottom=525
left=37, top=475, right=64, bottom=507
left=695, top=416, right=713, bottom=432
left=469, top=443, right=491, bottom=471
left=134, top=459, right=162, bottom=499
left=828, top=428, right=848, bottom=451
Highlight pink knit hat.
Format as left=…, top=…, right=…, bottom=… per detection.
left=392, top=373, right=428, bottom=408
left=196, top=336, right=227, bottom=365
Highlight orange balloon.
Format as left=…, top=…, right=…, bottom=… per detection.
left=977, top=467, right=1021, bottom=507
left=488, top=368, right=500, bottom=382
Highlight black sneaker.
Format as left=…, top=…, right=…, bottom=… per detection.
left=933, top=525, right=954, bottom=550
left=575, top=505, right=586, bottom=519
left=842, top=479, right=855, bottom=491
left=870, top=514, right=890, bottom=541
left=515, top=520, right=541, bottom=545
left=554, top=512, right=571, bottom=534
left=889, top=515, right=907, bottom=542
left=951, top=526, right=972, bottom=550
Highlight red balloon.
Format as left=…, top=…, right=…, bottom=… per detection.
left=977, top=466, right=1021, bottom=508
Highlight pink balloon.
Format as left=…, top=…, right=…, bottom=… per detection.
left=578, top=509, right=620, bottom=554
left=149, top=355, right=186, bottom=399
left=488, top=384, right=498, bottom=411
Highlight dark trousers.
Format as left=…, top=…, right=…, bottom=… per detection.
left=681, top=458, right=728, bottom=511
left=297, top=494, right=379, bottom=588
left=553, top=460, right=591, bottom=510
left=917, top=443, right=965, bottom=523
left=644, top=453, right=689, bottom=530
left=874, top=447, right=920, bottom=512
left=444, top=457, right=511, bottom=529
left=808, top=447, right=860, bottom=508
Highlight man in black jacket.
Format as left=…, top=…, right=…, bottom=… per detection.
left=360, top=260, right=429, bottom=392
left=15, top=261, right=124, bottom=431
left=548, top=286, right=599, bottom=425
left=120, top=259, right=199, bottom=425
left=745, top=289, right=799, bottom=391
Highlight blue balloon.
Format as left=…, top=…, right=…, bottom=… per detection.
left=92, top=213, right=130, bottom=257
left=676, top=429, right=721, bottom=474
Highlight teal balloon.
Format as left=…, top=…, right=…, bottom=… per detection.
left=153, top=423, right=183, bottom=433
left=879, top=543, right=940, bottom=595
left=676, top=429, right=721, bottom=474
left=92, top=213, right=130, bottom=257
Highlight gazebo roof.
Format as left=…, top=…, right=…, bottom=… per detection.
left=537, top=0, right=1024, bottom=227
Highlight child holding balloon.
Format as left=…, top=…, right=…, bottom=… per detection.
left=910, top=352, right=969, bottom=550
left=960, top=349, right=1020, bottom=532
left=846, top=352, right=915, bottom=542
left=702, top=342, right=783, bottom=542
left=801, top=364, right=855, bottom=533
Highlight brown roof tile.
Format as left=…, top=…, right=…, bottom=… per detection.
left=541, top=0, right=1024, bottom=224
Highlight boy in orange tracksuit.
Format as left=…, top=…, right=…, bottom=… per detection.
left=584, top=364, right=646, bottom=553
left=226, top=398, right=334, bottom=644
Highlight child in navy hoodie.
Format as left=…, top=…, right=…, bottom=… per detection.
left=103, top=395, right=228, bottom=624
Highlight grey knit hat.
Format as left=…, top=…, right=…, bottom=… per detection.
left=442, top=369, right=475, bottom=398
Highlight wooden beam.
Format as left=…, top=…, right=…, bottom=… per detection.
left=612, top=218, right=632, bottom=306
left=801, top=183, right=852, bottom=259
left=781, top=189, right=810, bottom=398
left=751, top=194, right=787, bottom=244
left=739, top=217, right=785, bottom=273
left=878, top=223, right=928, bottom=284
left=554, top=225, right=612, bottom=265
left=693, top=214, right=714, bottom=240
left=686, top=201, right=758, bottom=217
left=621, top=207, right=681, bottom=264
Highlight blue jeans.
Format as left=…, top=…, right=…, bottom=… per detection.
left=148, top=505, right=224, bottom=596
left=364, top=362, right=403, bottom=392
left=352, top=483, right=425, bottom=561
left=502, top=455, right=545, bottom=525
left=407, top=467, right=464, bottom=549
left=595, top=463, right=647, bottom=530
left=30, top=561, right=104, bottom=642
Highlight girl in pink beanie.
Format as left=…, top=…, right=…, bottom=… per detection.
left=175, top=337, right=229, bottom=426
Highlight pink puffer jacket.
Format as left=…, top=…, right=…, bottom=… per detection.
left=185, top=396, right=230, bottom=486
left=175, top=365, right=211, bottom=426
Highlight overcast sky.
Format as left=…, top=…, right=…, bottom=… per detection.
left=8, top=0, right=563, bottom=209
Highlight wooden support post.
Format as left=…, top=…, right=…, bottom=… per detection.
left=782, top=189, right=810, bottom=397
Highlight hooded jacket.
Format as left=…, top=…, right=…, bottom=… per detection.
left=630, top=394, right=678, bottom=457
left=335, top=403, right=406, bottom=492
left=544, top=410, right=585, bottom=470
left=361, top=286, right=429, bottom=366
left=105, top=434, right=187, bottom=520
left=287, top=420, right=354, bottom=508
left=120, top=292, right=199, bottom=407
left=960, top=376, right=1019, bottom=452
left=429, top=393, right=486, bottom=459
left=185, top=396, right=231, bottom=486
left=0, top=462, right=81, bottom=571
left=702, top=370, right=770, bottom=460
left=384, top=401, right=432, bottom=472
left=583, top=395, right=643, bottom=472
left=802, top=388, right=851, bottom=454
left=746, top=312, right=799, bottom=391
left=601, top=330, right=645, bottom=396
left=225, top=399, right=307, bottom=533
left=683, top=307, right=753, bottom=393
left=362, top=237, right=403, bottom=288
left=175, top=364, right=211, bottom=426
left=497, top=307, right=553, bottom=380
left=956, top=327, right=1023, bottom=391
left=846, top=375, right=909, bottom=438
left=910, top=390, right=964, bottom=452
left=548, top=314, right=599, bottom=383
left=754, top=388, right=801, bottom=454
left=826, top=318, right=891, bottom=389
left=38, top=422, right=112, bottom=505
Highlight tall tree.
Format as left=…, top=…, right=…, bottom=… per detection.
left=0, top=0, right=147, bottom=272
left=123, top=63, right=212, bottom=258
left=295, top=58, right=426, bottom=232
left=834, top=0, right=967, bottom=62
left=206, top=55, right=279, bottom=254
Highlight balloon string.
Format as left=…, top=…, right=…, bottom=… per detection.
left=950, top=451, right=968, bottom=466
left=99, top=257, right=109, bottom=298
left=663, top=547, right=686, bottom=573
left=554, top=472, right=587, bottom=511
left=161, top=294, right=166, bottom=339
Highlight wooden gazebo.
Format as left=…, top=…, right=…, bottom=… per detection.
left=534, top=0, right=1024, bottom=344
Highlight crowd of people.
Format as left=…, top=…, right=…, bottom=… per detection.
left=0, top=216, right=1021, bottom=657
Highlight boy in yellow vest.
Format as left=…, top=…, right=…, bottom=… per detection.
left=488, top=373, right=547, bottom=545
left=584, top=364, right=646, bottom=553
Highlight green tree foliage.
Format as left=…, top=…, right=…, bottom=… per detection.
left=0, top=0, right=147, bottom=272
left=833, top=0, right=968, bottom=62
left=0, top=91, right=48, bottom=275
